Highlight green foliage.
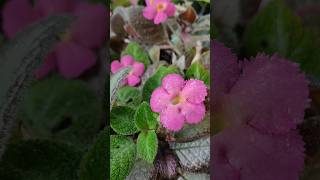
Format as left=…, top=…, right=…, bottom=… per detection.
left=142, top=66, right=179, bottom=101
left=0, top=140, right=82, bottom=180
left=111, top=135, right=136, bottom=180
left=18, top=75, right=101, bottom=147
left=244, top=0, right=320, bottom=77
left=110, top=0, right=131, bottom=9
left=137, top=130, right=158, bottom=163
left=134, top=102, right=158, bottom=131
left=111, top=106, right=139, bottom=135
left=121, top=42, right=151, bottom=68
left=110, top=67, right=131, bottom=109
left=79, top=128, right=108, bottom=180
left=117, top=86, right=142, bottom=107
left=186, top=61, right=210, bottom=85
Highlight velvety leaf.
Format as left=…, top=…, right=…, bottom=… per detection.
left=137, top=130, right=158, bottom=163
left=111, top=106, right=139, bottom=135
left=174, top=113, right=210, bottom=142
left=135, top=102, right=158, bottom=131
left=121, top=42, right=150, bottom=68
left=19, top=75, right=102, bottom=147
left=178, top=172, right=210, bottom=180
left=0, top=140, right=82, bottom=180
left=211, top=126, right=305, bottom=180
left=142, top=66, right=179, bottom=101
left=186, top=61, right=210, bottom=85
left=170, top=136, right=210, bottom=170
left=126, top=160, right=155, bottom=180
left=110, top=67, right=131, bottom=109
left=79, top=128, right=108, bottom=180
left=0, top=15, right=73, bottom=159
left=111, top=135, right=136, bottom=180
left=117, top=86, right=142, bottom=107
left=244, top=0, right=320, bottom=77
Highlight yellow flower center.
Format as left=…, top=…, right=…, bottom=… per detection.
left=171, top=95, right=183, bottom=105
left=156, top=3, right=166, bottom=12
left=59, top=30, right=72, bottom=42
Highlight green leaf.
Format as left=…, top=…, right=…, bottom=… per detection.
left=244, top=0, right=320, bottom=77
left=121, top=42, right=150, bottom=68
left=111, top=135, right=136, bottom=180
left=137, top=130, right=158, bottom=163
left=0, top=140, right=82, bottom=180
left=111, top=106, right=139, bottom=135
left=110, top=67, right=131, bottom=109
left=79, top=128, right=109, bottom=180
left=142, top=66, right=179, bottom=101
left=186, top=61, right=210, bottom=85
left=117, top=86, right=142, bottom=107
left=135, top=102, right=158, bottom=131
left=18, top=75, right=102, bottom=147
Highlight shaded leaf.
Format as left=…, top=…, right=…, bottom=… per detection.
left=178, top=172, right=210, bottom=180
left=111, top=106, right=139, bottom=135
left=137, top=130, right=158, bottom=163
left=111, top=135, right=136, bottom=180
left=110, top=67, right=131, bottom=109
left=126, top=160, right=155, bottom=180
left=117, top=86, right=142, bottom=107
left=170, top=136, right=210, bottom=170
left=121, top=42, right=150, bottom=68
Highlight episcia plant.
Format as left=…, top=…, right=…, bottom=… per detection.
left=110, top=0, right=210, bottom=179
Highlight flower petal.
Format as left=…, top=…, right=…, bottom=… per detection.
left=162, top=74, right=185, bottom=96
left=55, top=42, right=96, bottom=79
left=154, top=12, right=167, bottom=24
left=120, top=55, right=134, bottom=66
left=180, top=102, right=206, bottom=124
left=127, top=74, right=141, bottom=86
left=143, top=6, right=157, bottom=20
left=70, top=3, right=107, bottom=49
left=150, top=87, right=172, bottom=113
left=181, top=79, right=207, bottom=104
left=165, top=3, right=176, bottom=17
left=34, top=0, right=75, bottom=16
left=225, top=54, right=309, bottom=134
left=160, top=104, right=185, bottom=132
left=132, top=61, right=145, bottom=76
left=2, top=0, right=38, bottom=38
left=111, top=60, right=123, bottom=74
left=34, top=52, right=57, bottom=79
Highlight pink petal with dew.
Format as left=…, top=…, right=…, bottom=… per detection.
left=34, top=0, right=76, bottom=16
left=162, top=74, right=185, bottom=96
left=181, top=79, right=207, bottom=104
left=150, top=87, right=172, bottom=113
left=34, top=52, right=57, bottom=79
left=212, top=125, right=305, bottom=180
left=225, top=54, right=309, bottom=134
left=160, top=104, right=185, bottom=132
left=120, top=55, right=134, bottom=66
left=2, top=0, right=39, bottom=38
left=180, top=102, right=206, bottom=124
left=127, top=74, right=141, bottom=86
left=143, top=6, right=157, bottom=20
left=165, top=2, right=176, bottom=17
left=154, top=12, right=168, bottom=24
left=71, top=2, right=107, bottom=49
left=111, top=60, right=123, bottom=74
left=212, top=40, right=241, bottom=109
left=55, top=42, right=96, bottom=79
left=132, top=62, right=145, bottom=76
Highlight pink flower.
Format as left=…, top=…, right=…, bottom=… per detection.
left=150, top=74, right=207, bottom=131
left=2, top=0, right=107, bottom=79
left=111, top=55, right=145, bottom=86
left=143, top=0, right=176, bottom=24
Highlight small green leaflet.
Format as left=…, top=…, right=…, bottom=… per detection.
left=111, top=135, right=136, bottom=180
left=121, top=42, right=151, bottom=68
left=186, top=61, right=210, bottom=85
left=117, top=86, right=142, bottom=107
left=111, top=106, right=139, bottom=135
left=137, top=130, right=158, bottom=164
left=135, top=102, right=158, bottom=131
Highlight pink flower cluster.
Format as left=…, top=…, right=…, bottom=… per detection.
left=211, top=40, right=309, bottom=180
left=150, top=74, right=207, bottom=131
left=143, top=0, right=176, bottom=24
left=2, top=0, right=107, bottom=79
left=111, top=55, right=145, bottom=86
